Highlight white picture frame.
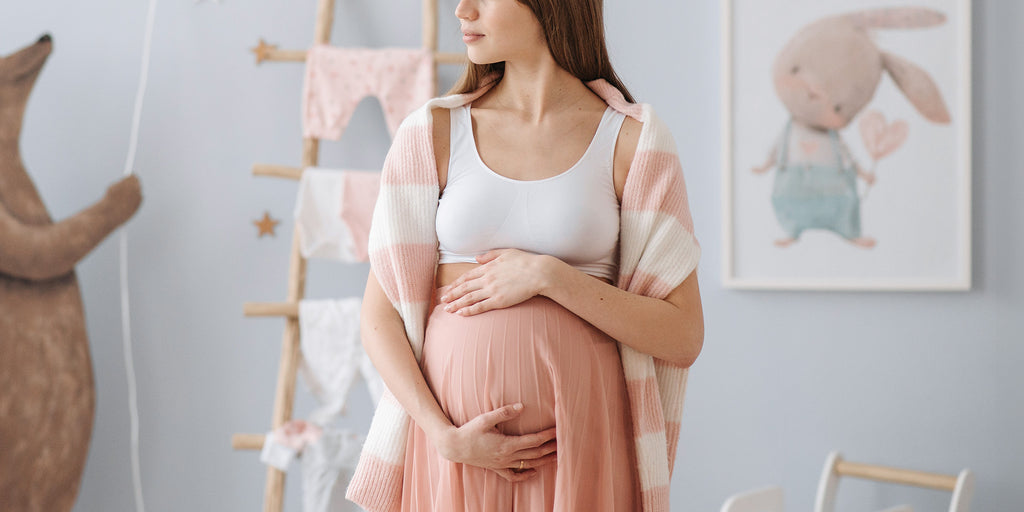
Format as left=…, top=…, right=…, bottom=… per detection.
left=720, top=0, right=972, bottom=291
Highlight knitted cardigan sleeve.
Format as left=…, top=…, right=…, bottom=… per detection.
left=345, top=104, right=441, bottom=512
left=614, top=103, right=701, bottom=510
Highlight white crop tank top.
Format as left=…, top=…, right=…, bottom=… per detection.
left=436, top=103, right=625, bottom=282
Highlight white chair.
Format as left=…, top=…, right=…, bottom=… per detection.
left=720, top=450, right=975, bottom=512
left=815, top=450, right=974, bottom=512
left=720, top=486, right=784, bottom=512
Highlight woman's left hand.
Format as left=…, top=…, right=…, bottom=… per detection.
left=440, top=249, right=554, bottom=316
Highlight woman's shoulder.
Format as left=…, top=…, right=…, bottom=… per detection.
left=613, top=114, right=643, bottom=199
left=430, top=105, right=452, bottom=189
left=619, top=101, right=678, bottom=156
left=616, top=115, right=643, bottom=158
left=608, top=99, right=689, bottom=198
left=391, top=92, right=471, bottom=134
left=430, top=106, right=451, bottom=149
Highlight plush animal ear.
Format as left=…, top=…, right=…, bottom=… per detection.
left=881, top=50, right=951, bottom=124
left=839, top=7, right=946, bottom=29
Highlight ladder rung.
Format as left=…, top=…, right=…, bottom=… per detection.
left=232, top=433, right=266, bottom=451
left=244, top=301, right=299, bottom=318
left=252, top=164, right=302, bottom=180
left=252, top=40, right=467, bottom=66
left=434, top=51, right=469, bottom=65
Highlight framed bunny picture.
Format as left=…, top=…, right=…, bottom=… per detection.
left=720, top=1, right=972, bottom=290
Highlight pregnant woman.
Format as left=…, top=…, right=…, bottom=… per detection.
left=346, top=0, right=704, bottom=510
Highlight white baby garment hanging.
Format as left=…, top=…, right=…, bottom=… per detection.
left=301, top=428, right=366, bottom=512
left=257, top=421, right=367, bottom=511
left=298, top=298, right=384, bottom=426
left=259, top=419, right=323, bottom=471
left=293, top=167, right=381, bottom=262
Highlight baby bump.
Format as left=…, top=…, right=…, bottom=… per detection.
left=420, top=287, right=626, bottom=437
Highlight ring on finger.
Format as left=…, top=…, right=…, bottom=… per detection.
left=519, top=460, right=524, bottom=471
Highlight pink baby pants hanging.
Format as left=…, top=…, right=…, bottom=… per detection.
left=302, top=44, right=435, bottom=140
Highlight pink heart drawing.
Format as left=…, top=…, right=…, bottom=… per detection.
left=859, top=110, right=908, bottom=160
left=799, top=139, right=819, bottom=156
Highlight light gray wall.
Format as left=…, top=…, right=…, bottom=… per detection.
left=1, top=0, right=1019, bottom=511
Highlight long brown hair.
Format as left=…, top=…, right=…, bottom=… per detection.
left=446, top=0, right=635, bottom=103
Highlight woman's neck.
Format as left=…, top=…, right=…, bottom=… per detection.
left=482, top=60, right=592, bottom=123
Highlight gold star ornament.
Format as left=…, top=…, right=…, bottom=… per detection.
left=253, top=211, right=280, bottom=238
left=251, top=38, right=277, bottom=65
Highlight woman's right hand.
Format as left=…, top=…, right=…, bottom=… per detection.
left=433, top=403, right=558, bottom=482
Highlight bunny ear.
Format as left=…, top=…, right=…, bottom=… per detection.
left=881, top=50, right=951, bottom=124
left=839, top=7, right=946, bottom=29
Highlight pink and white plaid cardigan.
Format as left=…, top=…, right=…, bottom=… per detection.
left=346, top=74, right=701, bottom=511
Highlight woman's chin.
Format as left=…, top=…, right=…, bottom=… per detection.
left=465, top=49, right=500, bottom=66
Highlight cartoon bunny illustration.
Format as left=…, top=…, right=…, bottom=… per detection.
left=751, top=7, right=951, bottom=248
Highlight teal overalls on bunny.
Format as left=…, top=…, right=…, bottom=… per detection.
left=771, top=119, right=861, bottom=240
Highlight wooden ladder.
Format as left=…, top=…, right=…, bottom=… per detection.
left=229, top=1, right=465, bottom=510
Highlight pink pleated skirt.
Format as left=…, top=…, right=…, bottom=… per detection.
left=401, top=285, right=641, bottom=511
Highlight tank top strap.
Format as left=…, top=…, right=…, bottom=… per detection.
left=447, top=105, right=475, bottom=182
left=590, top=107, right=627, bottom=162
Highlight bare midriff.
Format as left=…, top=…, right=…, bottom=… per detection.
left=436, top=262, right=614, bottom=289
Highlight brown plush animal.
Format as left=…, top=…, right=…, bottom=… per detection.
left=0, top=34, right=142, bottom=511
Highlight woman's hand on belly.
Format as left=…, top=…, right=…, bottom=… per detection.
left=435, top=403, right=558, bottom=482
left=438, top=248, right=554, bottom=315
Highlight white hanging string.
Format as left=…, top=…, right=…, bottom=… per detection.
left=118, top=0, right=159, bottom=510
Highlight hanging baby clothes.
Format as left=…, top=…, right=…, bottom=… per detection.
left=298, top=298, right=384, bottom=426
left=258, top=421, right=367, bottom=512
left=338, top=170, right=381, bottom=261
left=294, top=168, right=381, bottom=263
left=302, top=45, right=435, bottom=140
left=259, top=419, right=324, bottom=471
left=301, top=428, right=366, bottom=512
